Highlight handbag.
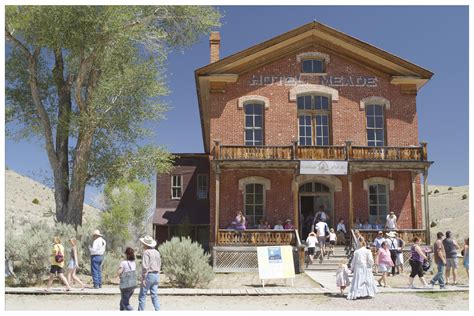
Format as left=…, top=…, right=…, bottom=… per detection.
left=54, top=245, right=64, bottom=263
left=422, top=259, right=431, bottom=272
left=120, top=261, right=137, bottom=289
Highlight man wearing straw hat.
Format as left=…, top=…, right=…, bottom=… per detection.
left=138, top=235, right=161, bottom=311
left=89, top=229, right=106, bottom=289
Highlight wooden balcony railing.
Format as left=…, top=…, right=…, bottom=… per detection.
left=217, top=229, right=295, bottom=246
left=213, top=141, right=428, bottom=162
left=355, top=229, right=428, bottom=246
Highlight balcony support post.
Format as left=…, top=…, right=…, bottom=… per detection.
left=410, top=172, right=418, bottom=229
left=345, top=141, right=352, bottom=160
left=214, top=139, right=221, bottom=160
left=422, top=167, right=431, bottom=243
left=348, top=171, right=354, bottom=231
left=292, top=171, right=299, bottom=231
left=215, top=164, right=221, bottom=244
left=420, top=142, right=428, bottom=161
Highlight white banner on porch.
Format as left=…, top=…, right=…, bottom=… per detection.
left=300, top=160, right=348, bottom=175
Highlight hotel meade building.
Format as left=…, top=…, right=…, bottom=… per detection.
left=153, top=22, right=434, bottom=259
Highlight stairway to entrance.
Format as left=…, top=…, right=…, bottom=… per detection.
left=305, top=245, right=349, bottom=271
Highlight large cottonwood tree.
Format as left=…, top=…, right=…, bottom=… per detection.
left=5, top=6, right=221, bottom=227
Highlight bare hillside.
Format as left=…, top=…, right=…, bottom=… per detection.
left=5, top=169, right=101, bottom=235
left=425, top=184, right=469, bottom=243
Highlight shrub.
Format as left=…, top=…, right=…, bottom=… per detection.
left=32, top=198, right=40, bottom=205
left=434, top=189, right=439, bottom=194
left=158, top=237, right=214, bottom=288
left=428, top=191, right=432, bottom=195
left=5, top=221, right=97, bottom=286
left=448, top=187, right=453, bottom=191
left=462, top=194, right=468, bottom=200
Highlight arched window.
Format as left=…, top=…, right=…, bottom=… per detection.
left=299, top=182, right=330, bottom=193
left=366, top=104, right=385, bottom=147
left=244, top=103, right=264, bottom=146
left=297, top=95, right=330, bottom=146
left=244, top=183, right=265, bottom=227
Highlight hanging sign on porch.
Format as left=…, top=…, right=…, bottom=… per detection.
left=300, top=160, right=348, bottom=175
left=257, top=245, right=295, bottom=287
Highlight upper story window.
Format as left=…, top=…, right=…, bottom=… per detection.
left=301, top=59, right=325, bottom=73
left=171, top=175, right=182, bottom=200
left=244, top=103, right=263, bottom=146
left=197, top=174, right=209, bottom=199
left=297, top=95, right=330, bottom=146
left=366, top=104, right=385, bottom=147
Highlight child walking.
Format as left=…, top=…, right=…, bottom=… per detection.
left=328, top=228, right=337, bottom=259
left=336, top=259, right=351, bottom=296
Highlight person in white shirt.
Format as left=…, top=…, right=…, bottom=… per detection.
left=315, top=220, right=329, bottom=262
left=273, top=220, right=284, bottom=230
left=306, top=232, right=318, bottom=264
left=385, top=211, right=397, bottom=230
left=89, top=229, right=106, bottom=289
left=328, top=228, right=337, bottom=258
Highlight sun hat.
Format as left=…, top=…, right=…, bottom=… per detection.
left=386, top=231, right=397, bottom=238
left=93, top=229, right=103, bottom=237
left=140, top=235, right=157, bottom=248
left=309, top=232, right=316, bottom=236
left=285, top=219, right=291, bottom=222
left=378, top=231, right=383, bottom=234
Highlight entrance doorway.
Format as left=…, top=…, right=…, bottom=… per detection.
left=299, top=182, right=332, bottom=239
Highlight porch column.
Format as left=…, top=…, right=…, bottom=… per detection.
left=348, top=173, right=354, bottom=231
left=292, top=173, right=299, bottom=230
left=410, top=172, right=418, bottom=229
left=423, top=167, right=431, bottom=243
left=215, top=165, right=221, bottom=245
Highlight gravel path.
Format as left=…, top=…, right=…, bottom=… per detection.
left=5, top=292, right=469, bottom=310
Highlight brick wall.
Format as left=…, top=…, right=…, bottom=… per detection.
left=209, top=45, right=418, bottom=150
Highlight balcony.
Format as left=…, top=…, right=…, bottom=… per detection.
left=217, top=229, right=295, bottom=246
left=214, top=141, right=428, bottom=162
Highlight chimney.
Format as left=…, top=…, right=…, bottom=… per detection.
left=209, top=31, right=220, bottom=63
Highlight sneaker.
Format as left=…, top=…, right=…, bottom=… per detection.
left=93, top=285, right=99, bottom=289
left=424, top=284, right=434, bottom=289
left=440, top=286, right=446, bottom=290
left=409, top=284, right=417, bottom=289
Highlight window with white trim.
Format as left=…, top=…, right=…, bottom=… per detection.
left=297, top=95, right=331, bottom=146
left=171, top=175, right=182, bottom=200
left=197, top=174, right=209, bottom=199
left=244, top=183, right=265, bottom=227
left=301, top=59, right=325, bottom=73
left=244, top=103, right=263, bottom=146
left=366, top=104, right=385, bottom=146
left=368, top=184, right=388, bottom=223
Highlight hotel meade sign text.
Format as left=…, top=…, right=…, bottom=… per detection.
left=250, top=74, right=378, bottom=88
left=300, top=160, right=348, bottom=175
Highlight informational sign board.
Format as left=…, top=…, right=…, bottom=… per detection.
left=300, top=160, right=348, bottom=175
left=257, top=245, right=295, bottom=287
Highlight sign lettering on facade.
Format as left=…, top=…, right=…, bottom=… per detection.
left=250, top=74, right=378, bottom=87
left=300, top=160, right=348, bottom=175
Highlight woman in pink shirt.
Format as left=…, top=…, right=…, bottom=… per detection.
left=376, top=241, right=394, bottom=287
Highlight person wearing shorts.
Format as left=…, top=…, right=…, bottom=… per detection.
left=376, top=241, right=394, bottom=287
left=44, top=236, right=71, bottom=292
left=306, top=232, right=318, bottom=264
left=443, top=231, right=460, bottom=285
left=315, top=220, right=328, bottom=262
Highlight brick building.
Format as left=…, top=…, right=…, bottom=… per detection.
left=153, top=21, right=433, bottom=253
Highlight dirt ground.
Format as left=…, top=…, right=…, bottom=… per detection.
left=5, top=291, right=469, bottom=311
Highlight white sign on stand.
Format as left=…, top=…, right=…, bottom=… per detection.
left=300, top=160, right=348, bottom=175
left=257, top=245, right=295, bottom=287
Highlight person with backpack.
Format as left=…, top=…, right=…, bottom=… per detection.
left=89, top=229, right=106, bottom=289
left=386, top=231, right=399, bottom=276
left=44, top=236, right=71, bottom=292
left=315, top=219, right=329, bottom=262
left=118, top=247, right=137, bottom=311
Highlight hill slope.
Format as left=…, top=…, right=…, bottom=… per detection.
left=5, top=169, right=101, bottom=235
left=425, top=185, right=469, bottom=243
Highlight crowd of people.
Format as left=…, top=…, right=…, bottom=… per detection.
left=228, top=211, right=296, bottom=231
left=43, top=230, right=162, bottom=311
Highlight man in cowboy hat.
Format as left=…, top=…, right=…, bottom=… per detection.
left=138, top=235, right=161, bottom=311
left=89, top=229, right=106, bottom=289
left=386, top=231, right=399, bottom=276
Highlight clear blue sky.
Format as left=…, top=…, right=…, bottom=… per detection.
left=5, top=6, right=469, bottom=206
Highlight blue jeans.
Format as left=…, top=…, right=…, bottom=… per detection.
left=91, top=255, right=104, bottom=287
left=120, top=288, right=135, bottom=311
left=138, top=273, right=160, bottom=311
left=430, top=263, right=446, bottom=287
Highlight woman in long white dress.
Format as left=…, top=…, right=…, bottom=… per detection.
left=347, top=238, right=378, bottom=300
